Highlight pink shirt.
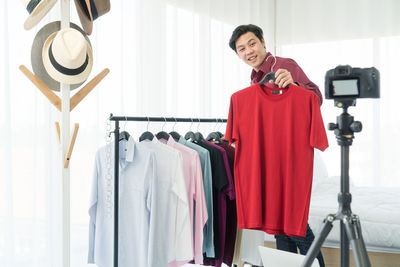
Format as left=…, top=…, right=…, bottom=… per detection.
left=164, top=137, right=208, bottom=265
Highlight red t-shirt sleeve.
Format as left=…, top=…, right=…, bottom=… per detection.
left=310, top=94, right=329, bottom=151
left=225, top=96, right=237, bottom=145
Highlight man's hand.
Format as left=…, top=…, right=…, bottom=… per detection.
left=273, top=69, right=294, bottom=88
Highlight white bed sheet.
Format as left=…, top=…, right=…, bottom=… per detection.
left=308, top=177, right=400, bottom=253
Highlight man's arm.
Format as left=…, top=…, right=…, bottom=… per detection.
left=275, top=59, right=323, bottom=105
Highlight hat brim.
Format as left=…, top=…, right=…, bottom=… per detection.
left=31, top=21, right=92, bottom=91
left=42, top=31, right=93, bottom=85
left=24, top=0, right=58, bottom=30
left=74, top=0, right=93, bottom=35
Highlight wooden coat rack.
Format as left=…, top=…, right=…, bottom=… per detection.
left=19, top=1, right=110, bottom=266
left=19, top=65, right=110, bottom=166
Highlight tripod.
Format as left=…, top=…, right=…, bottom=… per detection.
left=302, top=99, right=371, bottom=267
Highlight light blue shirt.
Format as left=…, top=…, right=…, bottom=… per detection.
left=178, top=136, right=215, bottom=257
left=88, top=137, right=158, bottom=267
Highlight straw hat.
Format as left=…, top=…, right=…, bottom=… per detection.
left=21, top=0, right=57, bottom=30
left=42, top=27, right=93, bottom=85
left=31, top=21, right=92, bottom=90
left=74, top=0, right=110, bottom=35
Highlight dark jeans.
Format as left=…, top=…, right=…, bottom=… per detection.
left=275, top=224, right=325, bottom=267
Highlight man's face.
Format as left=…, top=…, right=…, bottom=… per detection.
left=235, top=32, right=267, bottom=71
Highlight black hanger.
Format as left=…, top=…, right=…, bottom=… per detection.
left=156, top=117, right=170, bottom=141
left=139, top=117, right=154, bottom=142
left=206, top=132, right=221, bottom=142
left=139, top=131, right=154, bottom=142
left=119, top=131, right=130, bottom=141
left=194, top=132, right=204, bottom=142
left=192, top=119, right=204, bottom=142
left=185, top=131, right=196, bottom=141
left=169, top=118, right=181, bottom=141
left=156, top=131, right=170, bottom=140
left=189, top=119, right=204, bottom=143
left=259, top=71, right=276, bottom=85
left=119, top=117, right=130, bottom=141
left=206, top=118, right=223, bottom=142
left=170, top=131, right=181, bottom=141
left=184, top=118, right=196, bottom=141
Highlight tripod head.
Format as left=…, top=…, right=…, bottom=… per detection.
left=328, top=99, right=362, bottom=147
left=325, top=64, right=379, bottom=146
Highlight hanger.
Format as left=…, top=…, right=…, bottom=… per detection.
left=194, top=119, right=204, bottom=142
left=259, top=71, right=276, bottom=85
left=259, top=55, right=277, bottom=86
left=206, top=132, right=221, bottom=142
left=156, top=117, right=170, bottom=140
left=216, top=118, right=228, bottom=142
left=119, top=116, right=130, bottom=141
left=169, top=118, right=181, bottom=141
left=260, top=71, right=290, bottom=89
left=194, top=132, right=204, bottom=142
left=206, top=119, right=222, bottom=142
left=216, top=118, right=225, bottom=138
left=184, top=118, right=196, bottom=141
left=119, top=131, right=130, bottom=141
left=139, top=117, right=154, bottom=141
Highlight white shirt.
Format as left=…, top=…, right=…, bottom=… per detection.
left=88, top=137, right=158, bottom=267
left=142, top=138, right=193, bottom=266
left=163, top=137, right=208, bottom=265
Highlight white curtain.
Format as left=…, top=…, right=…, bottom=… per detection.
left=0, top=0, right=272, bottom=266
left=276, top=0, right=400, bottom=187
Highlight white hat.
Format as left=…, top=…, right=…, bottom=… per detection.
left=42, top=27, right=93, bottom=84
left=21, top=0, right=58, bottom=30
left=31, top=21, right=91, bottom=91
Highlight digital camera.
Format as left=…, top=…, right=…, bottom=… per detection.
left=325, top=65, right=380, bottom=100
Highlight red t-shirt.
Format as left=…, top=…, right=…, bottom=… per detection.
left=225, top=83, right=328, bottom=237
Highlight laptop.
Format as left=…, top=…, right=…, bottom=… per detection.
left=258, top=246, right=319, bottom=267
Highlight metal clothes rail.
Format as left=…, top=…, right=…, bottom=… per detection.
left=108, top=114, right=227, bottom=267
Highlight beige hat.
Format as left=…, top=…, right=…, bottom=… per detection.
left=31, top=21, right=91, bottom=91
left=42, top=27, right=93, bottom=84
left=21, top=0, right=57, bottom=30
left=74, top=0, right=110, bottom=35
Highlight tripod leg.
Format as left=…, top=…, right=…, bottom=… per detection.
left=343, top=215, right=371, bottom=267
left=301, top=214, right=335, bottom=267
left=340, top=220, right=350, bottom=267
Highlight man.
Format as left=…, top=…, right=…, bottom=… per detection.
left=228, top=24, right=325, bottom=267
left=230, top=24, right=322, bottom=104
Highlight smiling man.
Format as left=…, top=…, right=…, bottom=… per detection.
left=229, top=24, right=323, bottom=104
left=228, top=24, right=325, bottom=267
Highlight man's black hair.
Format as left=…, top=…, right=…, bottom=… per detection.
left=229, top=24, right=264, bottom=53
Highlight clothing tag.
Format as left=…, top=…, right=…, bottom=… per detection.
left=271, top=90, right=283, bottom=95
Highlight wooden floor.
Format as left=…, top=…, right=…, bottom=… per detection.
left=264, top=242, right=400, bottom=267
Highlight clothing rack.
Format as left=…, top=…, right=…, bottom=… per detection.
left=108, top=114, right=227, bottom=267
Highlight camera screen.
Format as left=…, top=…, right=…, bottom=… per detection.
left=332, top=79, right=359, bottom=96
